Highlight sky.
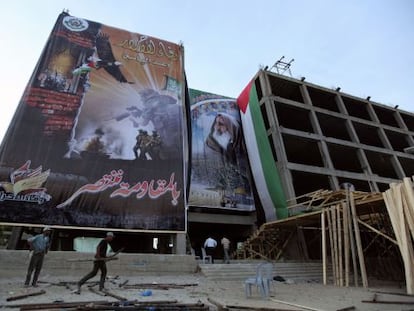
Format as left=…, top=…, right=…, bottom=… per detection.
left=0, top=0, right=413, bottom=143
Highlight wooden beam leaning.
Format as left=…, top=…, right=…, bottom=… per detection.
left=345, top=189, right=358, bottom=287
left=326, top=207, right=336, bottom=285
left=402, top=178, right=414, bottom=242
left=331, top=207, right=339, bottom=286
left=321, top=210, right=327, bottom=285
left=395, top=183, right=414, bottom=295
left=342, top=202, right=350, bottom=287
left=356, top=219, right=397, bottom=245
left=270, top=298, right=326, bottom=311
left=393, top=183, right=414, bottom=295
left=349, top=191, right=368, bottom=288
left=6, top=290, right=46, bottom=302
left=337, top=205, right=343, bottom=287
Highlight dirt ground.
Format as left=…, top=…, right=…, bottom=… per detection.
left=1, top=272, right=413, bottom=311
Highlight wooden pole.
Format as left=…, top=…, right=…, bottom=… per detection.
left=402, top=178, right=414, bottom=241
left=270, top=298, right=326, bottom=311
left=392, top=183, right=414, bottom=295
left=342, top=202, right=350, bottom=287
left=349, top=191, right=368, bottom=288
left=357, top=219, right=397, bottom=245
left=331, top=207, right=339, bottom=286
left=321, top=210, right=327, bottom=285
left=346, top=189, right=358, bottom=286
left=6, top=290, right=46, bottom=301
left=326, top=207, right=336, bottom=285
left=337, top=205, right=343, bottom=287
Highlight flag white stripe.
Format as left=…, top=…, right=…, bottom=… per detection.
left=241, top=107, right=276, bottom=221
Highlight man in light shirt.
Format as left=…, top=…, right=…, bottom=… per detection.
left=204, top=237, right=217, bottom=263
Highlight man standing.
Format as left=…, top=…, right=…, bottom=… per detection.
left=76, top=232, right=114, bottom=294
left=221, top=236, right=231, bottom=264
left=204, top=237, right=217, bottom=263
left=25, top=226, right=52, bottom=287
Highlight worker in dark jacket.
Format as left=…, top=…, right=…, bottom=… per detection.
left=75, top=232, right=114, bottom=293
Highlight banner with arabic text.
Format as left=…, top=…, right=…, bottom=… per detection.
left=0, top=13, right=186, bottom=232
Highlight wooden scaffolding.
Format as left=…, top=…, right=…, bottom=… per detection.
left=237, top=185, right=414, bottom=293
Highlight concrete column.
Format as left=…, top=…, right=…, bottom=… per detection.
left=366, top=102, right=393, bottom=149
left=301, top=85, right=338, bottom=189
left=174, top=233, right=186, bottom=255
left=358, top=150, right=379, bottom=192
left=337, top=95, right=377, bottom=191
left=336, top=95, right=359, bottom=143
left=391, top=155, right=406, bottom=179
left=394, top=110, right=414, bottom=146
left=260, top=70, right=297, bottom=200
left=265, top=96, right=296, bottom=201
left=366, top=101, right=379, bottom=123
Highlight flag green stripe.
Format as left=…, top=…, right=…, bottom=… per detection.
left=248, top=84, right=287, bottom=219
left=241, top=107, right=276, bottom=220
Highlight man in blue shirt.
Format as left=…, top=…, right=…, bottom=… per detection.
left=24, top=226, right=52, bottom=287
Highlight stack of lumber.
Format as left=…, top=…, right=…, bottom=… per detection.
left=321, top=191, right=368, bottom=288
left=383, top=178, right=414, bottom=295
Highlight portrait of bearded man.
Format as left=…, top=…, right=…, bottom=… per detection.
left=205, top=113, right=242, bottom=165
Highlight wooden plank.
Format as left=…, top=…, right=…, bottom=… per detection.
left=402, top=178, right=414, bottom=241
left=67, top=257, right=119, bottom=262
left=321, top=210, right=327, bottom=285
left=356, top=219, right=397, bottom=245
left=326, top=207, right=336, bottom=285
left=342, top=202, right=350, bottom=287
left=6, top=290, right=46, bottom=301
left=349, top=191, right=368, bottom=288
left=7, top=300, right=110, bottom=309
left=346, top=190, right=358, bottom=286
left=383, top=187, right=414, bottom=295
left=275, top=230, right=295, bottom=260
left=331, top=207, right=339, bottom=286
left=337, top=205, right=343, bottom=287
left=101, top=289, right=128, bottom=301
left=89, top=287, right=107, bottom=297
left=270, top=298, right=327, bottom=311
left=395, top=184, right=414, bottom=295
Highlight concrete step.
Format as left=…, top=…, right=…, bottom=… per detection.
left=199, top=261, right=331, bottom=282
left=0, top=250, right=199, bottom=277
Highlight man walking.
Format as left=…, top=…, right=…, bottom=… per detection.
left=75, top=232, right=114, bottom=294
left=25, top=226, right=52, bottom=287
left=221, top=236, right=231, bottom=264
left=204, top=236, right=217, bottom=263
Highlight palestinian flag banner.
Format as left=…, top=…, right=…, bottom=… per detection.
left=237, top=80, right=287, bottom=220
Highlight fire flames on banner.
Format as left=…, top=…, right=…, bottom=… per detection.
left=0, top=13, right=186, bottom=232
left=188, top=89, right=255, bottom=211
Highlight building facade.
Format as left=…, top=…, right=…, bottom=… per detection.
left=254, top=69, right=414, bottom=202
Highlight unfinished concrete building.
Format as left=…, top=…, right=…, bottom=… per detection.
left=253, top=69, right=414, bottom=202
left=236, top=71, right=414, bottom=288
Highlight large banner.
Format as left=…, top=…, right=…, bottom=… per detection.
left=0, top=13, right=187, bottom=232
left=237, top=80, right=287, bottom=220
left=188, top=89, right=255, bottom=211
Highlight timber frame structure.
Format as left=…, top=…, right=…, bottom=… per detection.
left=237, top=188, right=409, bottom=288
